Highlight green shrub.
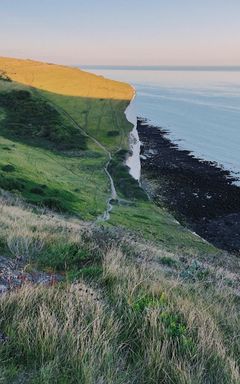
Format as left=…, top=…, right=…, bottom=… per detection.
left=160, top=256, right=178, bottom=267
left=30, top=187, right=45, bottom=195
left=107, top=130, right=119, bottom=137
left=38, top=241, right=94, bottom=271
left=1, top=164, right=15, bottom=173
left=67, top=265, right=103, bottom=281
left=0, top=72, right=12, bottom=82
left=132, top=292, right=167, bottom=313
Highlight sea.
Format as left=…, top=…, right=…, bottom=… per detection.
left=80, top=66, right=240, bottom=184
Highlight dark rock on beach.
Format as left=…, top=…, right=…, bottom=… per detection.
left=137, top=118, right=240, bottom=253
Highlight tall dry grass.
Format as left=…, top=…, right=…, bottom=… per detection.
left=0, top=191, right=239, bottom=383
left=1, top=247, right=239, bottom=383
left=101, top=248, right=240, bottom=383
left=0, top=283, right=129, bottom=383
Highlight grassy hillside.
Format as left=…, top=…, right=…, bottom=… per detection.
left=0, top=57, right=216, bottom=251
left=0, top=59, right=133, bottom=219
left=0, top=58, right=239, bottom=383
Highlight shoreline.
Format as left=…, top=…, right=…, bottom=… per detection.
left=137, top=118, right=240, bottom=253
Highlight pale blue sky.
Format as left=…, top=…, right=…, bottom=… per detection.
left=1, top=0, right=240, bottom=65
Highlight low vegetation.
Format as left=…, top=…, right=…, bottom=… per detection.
left=0, top=71, right=11, bottom=82
left=0, top=192, right=239, bottom=383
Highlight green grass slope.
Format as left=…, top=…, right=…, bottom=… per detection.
left=0, top=81, right=109, bottom=218
left=0, top=76, right=216, bottom=253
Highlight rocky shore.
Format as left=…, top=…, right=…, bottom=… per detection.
left=137, top=119, right=240, bottom=253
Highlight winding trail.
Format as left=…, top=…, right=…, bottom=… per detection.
left=50, top=104, right=118, bottom=221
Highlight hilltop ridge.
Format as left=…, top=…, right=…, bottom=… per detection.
left=0, top=56, right=134, bottom=100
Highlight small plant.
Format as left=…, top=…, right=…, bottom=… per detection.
left=180, top=260, right=211, bottom=281
left=7, top=232, right=44, bottom=262
left=1, top=164, right=15, bottom=173
left=38, top=241, right=94, bottom=271
left=160, top=256, right=178, bottom=267
left=107, top=130, right=119, bottom=137
left=0, top=71, right=11, bottom=82
left=132, top=292, right=167, bottom=313
left=67, top=265, right=103, bottom=281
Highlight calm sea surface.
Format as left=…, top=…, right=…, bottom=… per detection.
left=81, top=67, right=240, bottom=182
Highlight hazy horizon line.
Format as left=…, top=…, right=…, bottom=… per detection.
left=79, top=65, right=240, bottom=72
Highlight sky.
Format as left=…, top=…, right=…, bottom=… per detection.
left=1, top=0, right=240, bottom=66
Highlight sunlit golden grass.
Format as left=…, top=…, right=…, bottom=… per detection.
left=0, top=56, right=134, bottom=100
